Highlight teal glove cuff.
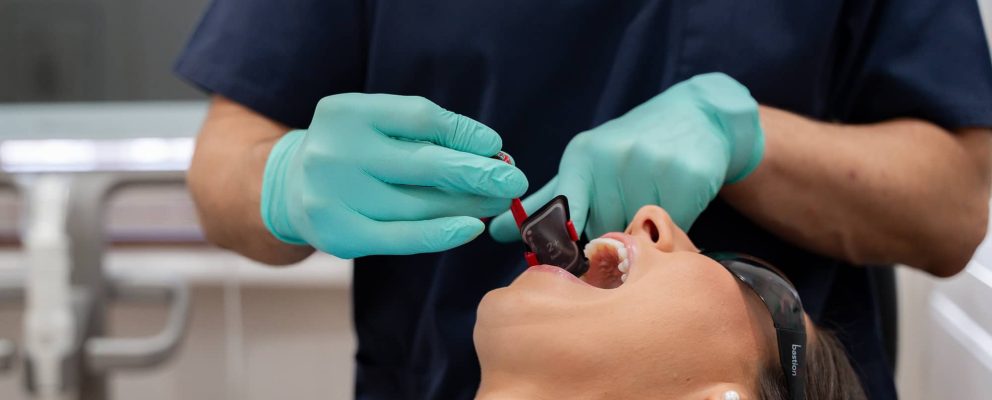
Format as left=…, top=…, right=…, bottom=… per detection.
left=260, top=130, right=308, bottom=245
left=682, top=73, right=766, bottom=184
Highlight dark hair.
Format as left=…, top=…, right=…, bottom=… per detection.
left=757, top=328, right=867, bottom=400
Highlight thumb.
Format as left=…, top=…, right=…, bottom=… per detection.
left=555, top=171, right=590, bottom=239
left=334, top=216, right=486, bottom=259
left=488, top=176, right=560, bottom=242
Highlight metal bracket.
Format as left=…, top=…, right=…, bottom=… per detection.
left=85, top=272, right=190, bottom=372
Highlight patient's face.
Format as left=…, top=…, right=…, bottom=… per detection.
left=475, top=205, right=778, bottom=399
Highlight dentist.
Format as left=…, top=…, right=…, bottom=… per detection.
left=176, top=1, right=992, bottom=399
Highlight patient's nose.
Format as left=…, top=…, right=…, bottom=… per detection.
left=624, top=205, right=697, bottom=253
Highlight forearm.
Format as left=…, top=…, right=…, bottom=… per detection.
left=722, top=106, right=992, bottom=276
left=188, top=96, right=315, bottom=265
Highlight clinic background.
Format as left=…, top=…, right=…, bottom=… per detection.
left=0, top=0, right=990, bottom=399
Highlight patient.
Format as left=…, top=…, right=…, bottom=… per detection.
left=474, top=205, right=866, bottom=400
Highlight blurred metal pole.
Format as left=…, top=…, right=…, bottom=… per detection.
left=67, top=172, right=190, bottom=400
left=21, top=175, right=80, bottom=400
left=0, top=175, right=19, bottom=374
left=64, top=173, right=114, bottom=400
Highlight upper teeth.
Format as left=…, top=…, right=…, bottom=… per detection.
left=583, top=238, right=630, bottom=275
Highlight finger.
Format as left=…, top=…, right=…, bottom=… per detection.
left=340, top=216, right=485, bottom=258
left=488, top=176, right=560, bottom=243
left=363, top=138, right=528, bottom=198
left=584, top=178, right=626, bottom=239
left=620, top=172, right=660, bottom=225
left=555, top=169, right=592, bottom=238
left=655, top=164, right=720, bottom=231
left=363, top=94, right=502, bottom=156
left=349, top=183, right=513, bottom=221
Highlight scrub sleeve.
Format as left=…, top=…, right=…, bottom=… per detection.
left=174, top=0, right=366, bottom=128
left=832, top=0, right=992, bottom=128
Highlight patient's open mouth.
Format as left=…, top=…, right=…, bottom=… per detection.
left=581, top=236, right=631, bottom=289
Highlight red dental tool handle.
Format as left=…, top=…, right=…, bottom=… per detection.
left=493, top=151, right=529, bottom=228
left=510, top=198, right=527, bottom=229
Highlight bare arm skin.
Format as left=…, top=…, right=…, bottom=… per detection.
left=187, top=96, right=314, bottom=265
left=723, top=106, right=992, bottom=277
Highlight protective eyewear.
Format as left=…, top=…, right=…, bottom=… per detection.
left=705, top=252, right=807, bottom=400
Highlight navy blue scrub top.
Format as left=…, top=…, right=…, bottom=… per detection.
left=176, top=1, right=992, bottom=399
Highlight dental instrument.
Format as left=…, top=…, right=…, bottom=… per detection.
left=493, top=152, right=588, bottom=276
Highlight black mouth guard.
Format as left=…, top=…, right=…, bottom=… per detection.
left=520, top=195, right=589, bottom=277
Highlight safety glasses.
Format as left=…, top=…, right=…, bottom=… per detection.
left=704, top=252, right=806, bottom=400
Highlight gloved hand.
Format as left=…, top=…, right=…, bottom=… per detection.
left=490, top=73, right=764, bottom=242
left=262, top=93, right=528, bottom=259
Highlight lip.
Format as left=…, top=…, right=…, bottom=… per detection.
left=526, top=264, right=590, bottom=286
left=598, top=232, right=637, bottom=267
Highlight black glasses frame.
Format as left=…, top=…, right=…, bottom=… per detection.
left=704, top=252, right=806, bottom=400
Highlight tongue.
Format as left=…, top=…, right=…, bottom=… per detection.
left=580, top=251, right=624, bottom=289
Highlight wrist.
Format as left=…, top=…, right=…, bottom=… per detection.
left=721, top=112, right=765, bottom=184
left=680, top=73, right=766, bottom=183
left=260, top=130, right=309, bottom=245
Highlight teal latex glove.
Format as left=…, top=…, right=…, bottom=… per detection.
left=490, top=73, right=764, bottom=242
left=262, top=93, right=528, bottom=259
